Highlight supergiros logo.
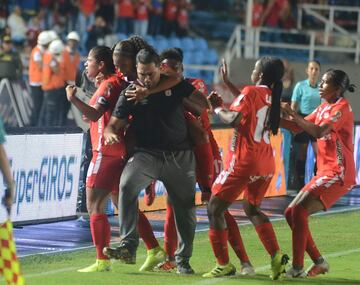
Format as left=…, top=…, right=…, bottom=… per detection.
left=8, top=155, right=77, bottom=214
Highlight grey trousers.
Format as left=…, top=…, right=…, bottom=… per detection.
left=118, top=149, right=196, bottom=263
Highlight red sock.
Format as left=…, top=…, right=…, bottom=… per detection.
left=292, top=205, right=309, bottom=267
left=224, top=210, right=249, bottom=263
left=209, top=228, right=229, bottom=265
left=285, top=207, right=321, bottom=262
left=255, top=222, right=280, bottom=257
left=138, top=211, right=159, bottom=250
left=90, top=214, right=110, bottom=260
left=194, top=143, right=214, bottom=188
left=164, top=203, right=177, bottom=259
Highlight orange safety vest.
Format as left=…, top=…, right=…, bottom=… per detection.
left=62, top=48, right=80, bottom=82
left=42, top=52, right=65, bottom=91
left=28, top=45, right=44, bottom=86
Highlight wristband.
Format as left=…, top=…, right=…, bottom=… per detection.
left=214, top=107, right=223, bottom=115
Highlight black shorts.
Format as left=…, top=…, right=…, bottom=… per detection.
left=293, top=113, right=316, bottom=143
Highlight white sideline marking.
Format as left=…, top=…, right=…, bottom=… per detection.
left=24, top=247, right=360, bottom=279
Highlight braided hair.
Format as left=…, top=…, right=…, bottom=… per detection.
left=258, top=56, right=285, bottom=135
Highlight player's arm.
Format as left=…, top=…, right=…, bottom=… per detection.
left=104, top=92, right=132, bottom=144
left=290, top=101, right=299, bottom=112
left=66, top=85, right=104, bottom=121
left=279, top=118, right=302, bottom=133
left=0, top=144, right=15, bottom=211
left=104, top=116, right=128, bottom=145
left=208, top=91, right=242, bottom=127
left=221, top=59, right=240, bottom=97
left=281, top=103, right=331, bottom=138
left=183, top=89, right=210, bottom=116
left=125, top=75, right=181, bottom=101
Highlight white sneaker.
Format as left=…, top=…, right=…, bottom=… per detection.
left=286, top=266, right=307, bottom=278
left=306, top=259, right=329, bottom=277
left=240, top=262, right=255, bottom=276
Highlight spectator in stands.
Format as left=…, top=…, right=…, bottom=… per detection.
left=27, top=13, right=43, bottom=48
left=281, top=59, right=295, bottom=102
left=86, top=16, right=111, bottom=52
left=20, top=41, right=31, bottom=82
left=148, top=0, right=163, bottom=36
left=259, top=0, right=291, bottom=28
left=28, top=31, right=51, bottom=126
left=0, top=1, right=8, bottom=33
left=63, top=31, right=81, bottom=86
left=39, top=39, right=65, bottom=126
left=116, top=0, right=135, bottom=35
left=61, top=31, right=81, bottom=126
left=134, top=0, right=151, bottom=37
left=7, top=6, right=27, bottom=45
left=252, top=0, right=265, bottom=27
left=98, top=0, right=116, bottom=29
left=163, top=0, right=178, bottom=36
left=38, top=0, right=53, bottom=29
left=176, top=0, right=192, bottom=37
left=291, top=60, right=321, bottom=189
left=0, top=35, right=22, bottom=81
left=78, top=0, right=97, bottom=37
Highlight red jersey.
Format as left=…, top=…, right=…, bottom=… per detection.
left=135, top=0, right=149, bottom=20
left=229, top=85, right=274, bottom=175
left=186, top=77, right=221, bottom=158
left=89, top=75, right=127, bottom=157
left=187, top=77, right=211, bottom=130
left=164, top=0, right=178, bottom=21
left=305, top=97, right=355, bottom=185
left=118, top=0, right=135, bottom=17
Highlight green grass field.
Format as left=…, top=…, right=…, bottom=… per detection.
left=16, top=210, right=360, bottom=285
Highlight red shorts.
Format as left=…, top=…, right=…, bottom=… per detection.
left=212, top=168, right=272, bottom=206
left=302, top=174, right=353, bottom=209
left=86, top=152, right=125, bottom=194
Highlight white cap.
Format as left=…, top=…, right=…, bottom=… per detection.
left=37, top=31, right=52, bottom=46
left=67, top=31, right=80, bottom=42
left=48, top=39, right=64, bottom=55
left=48, top=30, right=59, bottom=42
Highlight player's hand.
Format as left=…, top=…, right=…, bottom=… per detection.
left=95, top=73, right=104, bottom=87
left=2, top=183, right=14, bottom=214
left=104, top=131, right=121, bottom=145
left=280, top=102, right=295, bottom=117
left=207, top=91, right=224, bottom=109
left=125, top=85, right=149, bottom=102
left=65, top=85, right=77, bottom=102
left=82, top=114, right=90, bottom=123
left=201, top=191, right=211, bottom=204
left=220, top=58, right=229, bottom=84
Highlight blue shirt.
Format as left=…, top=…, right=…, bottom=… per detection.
left=291, top=79, right=320, bottom=115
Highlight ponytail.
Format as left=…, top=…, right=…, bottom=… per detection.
left=257, top=57, right=284, bottom=135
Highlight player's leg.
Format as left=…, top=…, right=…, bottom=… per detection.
left=78, top=186, right=112, bottom=272
left=286, top=176, right=351, bottom=278
left=160, top=150, right=196, bottom=274
left=202, top=171, right=248, bottom=278
left=157, top=201, right=177, bottom=271
left=186, top=113, right=214, bottom=196
left=243, top=178, right=289, bottom=280
left=104, top=152, right=159, bottom=263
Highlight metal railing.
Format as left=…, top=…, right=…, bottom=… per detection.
left=222, top=24, right=360, bottom=70
left=298, top=3, right=360, bottom=45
